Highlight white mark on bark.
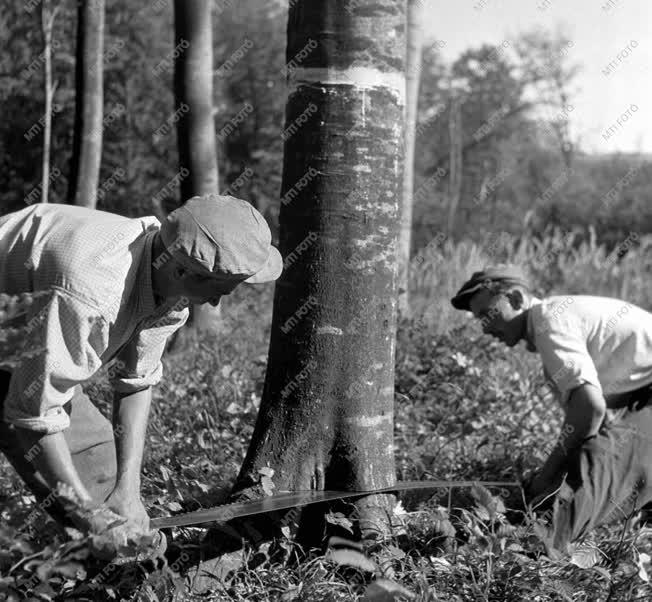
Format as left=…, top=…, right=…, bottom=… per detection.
left=345, top=415, right=392, bottom=427
left=317, top=325, right=343, bottom=335
left=353, top=202, right=396, bottom=214
left=287, top=67, right=406, bottom=105
left=346, top=244, right=397, bottom=270
left=353, top=164, right=372, bottom=173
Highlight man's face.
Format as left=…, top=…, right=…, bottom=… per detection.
left=179, top=271, right=242, bottom=306
left=468, top=288, right=526, bottom=347
left=163, top=266, right=242, bottom=306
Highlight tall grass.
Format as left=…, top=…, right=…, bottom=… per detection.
left=409, top=227, right=652, bottom=334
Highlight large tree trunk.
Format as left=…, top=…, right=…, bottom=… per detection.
left=67, top=0, right=104, bottom=208
left=172, top=0, right=221, bottom=338
left=397, top=0, right=423, bottom=317
left=229, top=0, right=406, bottom=546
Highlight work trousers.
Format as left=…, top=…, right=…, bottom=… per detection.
left=0, top=370, right=117, bottom=524
left=550, top=392, right=652, bottom=549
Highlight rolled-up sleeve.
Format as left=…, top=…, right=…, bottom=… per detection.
left=534, top=313, right=602, bottom=407
left=4, top=289, right=107, bottom=434
left=110, top=307, right=189, bottom=394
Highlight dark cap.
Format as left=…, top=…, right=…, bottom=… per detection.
left=451, top=264, right=530, bottom=311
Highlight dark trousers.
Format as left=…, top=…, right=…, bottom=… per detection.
left=550, top=395, right=652, bottom=549
left=0, top=370, right=117, bottom=524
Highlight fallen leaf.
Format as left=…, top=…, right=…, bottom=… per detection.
left=429, top=556, right=452, bottom=572
left=327, top=548, right=377, bottom=573
left=361, top=578, right=415, bottom=601
left=638, top=552, right=650, bottom=582
left=569, top=542, right=603, bottom=569
left=325, top=512, right=354, bottom=533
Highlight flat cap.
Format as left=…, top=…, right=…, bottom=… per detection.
left=159, top=194, right=283, bottom=284
left=451, top=264, right=530, bottom=310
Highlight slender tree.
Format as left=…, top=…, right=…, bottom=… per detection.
left=174, top=0, right=219, bottom=199
left=67, top=0, right=104, bottom=208
left=398, top=0, right=424, bottom=316
left=39, top=0, right=60, bottom=204
left=446, top=91, right=462, bottom=235
left=224, top=0, right=406, bottom=545
left=173, top=0, right=221, bottom=336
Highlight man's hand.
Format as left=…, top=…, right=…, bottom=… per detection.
left=104, top=486, right=150, bottom=532
left=528, top=384, right=606, bottom=507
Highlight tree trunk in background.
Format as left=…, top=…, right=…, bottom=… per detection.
left=40, top=1, right=60, bottom=204
left=398, top=0, right=423, bottom=317
left=446, top=93, right=462, bottom=235
left=227, top=0, right=405, bottom=546
left=173, top=0, right=221, bottom=337
left=67, top=0, right=104, bottom=208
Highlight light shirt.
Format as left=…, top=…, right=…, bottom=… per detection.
left=0, top=204, right=189, bottom=433
left=526, top=295, right=652, bottom=407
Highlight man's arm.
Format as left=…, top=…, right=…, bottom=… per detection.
left=104, top=387, right=152, bottom=530
left=529, top=383, right=606, bottom=500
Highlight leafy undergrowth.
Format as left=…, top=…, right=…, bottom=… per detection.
left=2, top=270, right=652, bottom=600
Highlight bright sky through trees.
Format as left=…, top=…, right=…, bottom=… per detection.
left=422, top=0, right=652, bottom=154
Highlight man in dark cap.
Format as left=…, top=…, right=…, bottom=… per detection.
left=0, top=194, right=282, bottom=546
left=451, top=264, right=652, bottom=549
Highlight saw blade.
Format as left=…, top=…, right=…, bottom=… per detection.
left=150, top=479, right=520, bottom=529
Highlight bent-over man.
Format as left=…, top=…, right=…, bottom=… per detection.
left=0, top=194, right=282, bottom=541
left=451, top=265, right=652, bottom=549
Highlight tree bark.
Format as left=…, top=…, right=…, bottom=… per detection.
left=174, top=0, right=219, bottom=199
left=173, top=0, right=221, bottom=337
left=40, top=1, right=60, bottom=204
left=230, top=0, right=406, bottom=545
left=67, top=0, right=104, bottom=208
left=398, top=0, right=423, bottom=317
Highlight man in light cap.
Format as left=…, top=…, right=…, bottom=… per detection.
left=0, top=194, right=282, bottom=547
left=451, top=264, right=652, bottom=550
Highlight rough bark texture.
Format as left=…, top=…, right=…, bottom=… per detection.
left=398, top=0, right=423, bottom=316
left=173, top=0, right=221, bottom=336
left=68, top=0, right=104, bottom=208
left=232, top=0, right=406, bottom=542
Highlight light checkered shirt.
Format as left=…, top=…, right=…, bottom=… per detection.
left=527, top=295, right=652, bottom=407
left=0, top=204, right=189, bottom=433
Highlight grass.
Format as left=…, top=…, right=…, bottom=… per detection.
left=2, top=231, right=652, bottom=600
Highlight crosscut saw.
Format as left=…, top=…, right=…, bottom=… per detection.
left=150, top=479, right=521, bottom=529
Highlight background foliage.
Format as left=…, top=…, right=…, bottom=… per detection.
left=2, top=0, right=650, bottom=252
